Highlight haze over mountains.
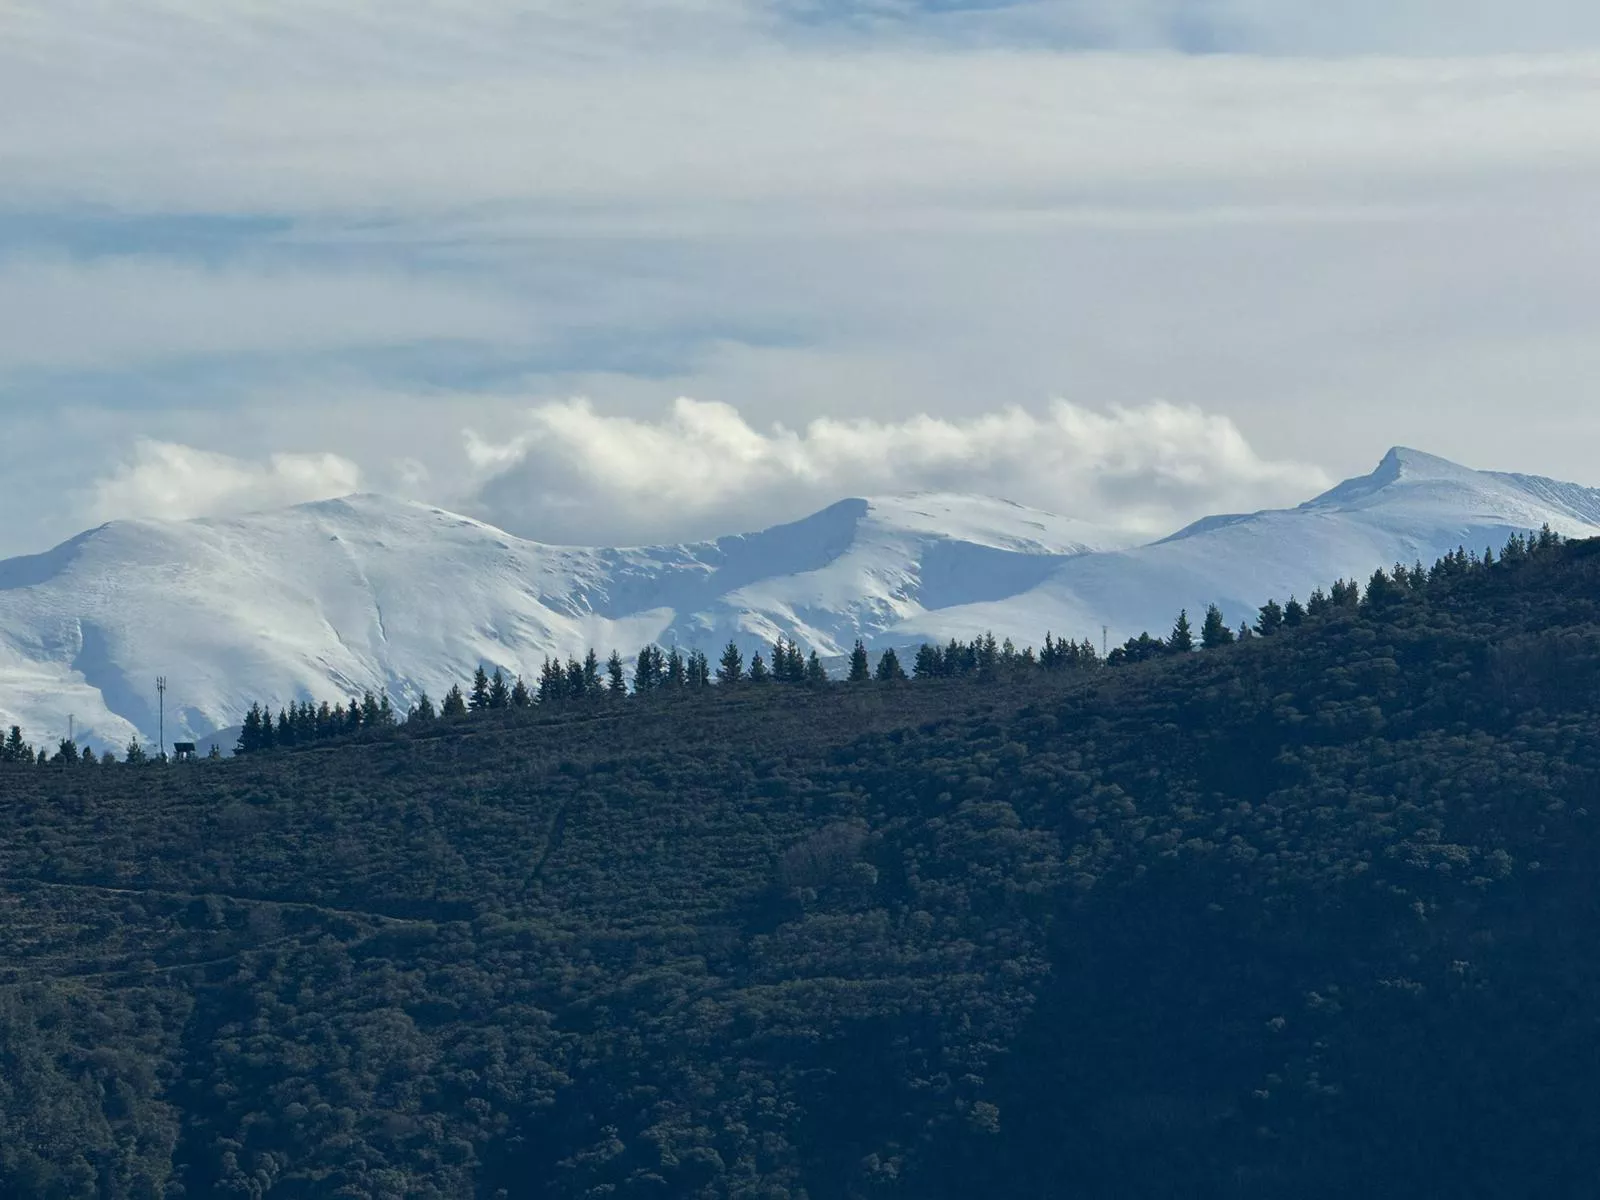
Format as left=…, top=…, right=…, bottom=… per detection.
left=3, top=446, right=1598, bottom=752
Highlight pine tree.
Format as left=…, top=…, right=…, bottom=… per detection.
left=277, top=708, right=295, bottom=747
left=470, top=667, right=491, bottom=711
left=236, top=703, right=263, bottom=755
left=848, top=640, right=871, bottom=682
left=3, top=725, right=29, bottom=763
left=748, top=652, right=770, bottom=683
left=539, top=658, right=566, bottom=705
left=55, top=738, right=79, bottom=764
left=665, top=648, right=687, bottom=689
left=1169, top=609, right=1194, bottom=653
left=607, top=651, right=627, bottom=695
left=1201, top=604, right=1235, bottom=649
left=583, top=649, right=603, bottom=693
left=874, top=647, right=907, bottom=681
left=441, top=684, right=468, bottom=718
left=489, top=669, right=511, bottom=709
left=124, top=736, right=147, bottom=765
left=510, top=676, right=531, bottom=708
left=806, top=650, right=828, bottom=684
left=913, top=644, right=942, bottom=678
left=633, top=645, right=665, bottom=692
left=1255, top=599, right=1284, bottom=637
left=410, top=692, right=437, bottom=722
left=566, top=658, right=587, bottom=699
left=717, top=640, right=744, bottom=686
left=687, top=649, right=711, bottom=689
left=362, top=691, right=383, bottom=725
left=1283, top=596, right=1306, bottom=627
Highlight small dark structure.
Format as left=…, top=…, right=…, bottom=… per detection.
left=172, top=742, right=197, bottom=763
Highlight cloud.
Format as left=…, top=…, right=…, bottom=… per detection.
left=87, top=440, right=363, bottom=524
left=0, top=257, right=530, bottom=372
left=466, top=396, right=1328, bottom=544
left=6, top=2, right=1600, bottom=223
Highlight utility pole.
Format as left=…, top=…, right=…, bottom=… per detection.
left=156, top=677, right=167, bottom=763
left=68, top=714, right=73, bottom=744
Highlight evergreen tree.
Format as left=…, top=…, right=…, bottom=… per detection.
left=607, top=651, right=627, bottom=695
left=848, top=640, right=871, bottom=682
left=470, top=667, right=491, bottom=711
left=510, top=676, right=532, bottom=708
left=566, top=658, right=587, bottom=699
left=806, top=651, right=828, bottom=684
left=277, top=708, right=295, bottom=747
left=975, top=632, right=1000, bottom=677
left=1169, top=610, right=1194, bottom=653
left=583, top=649, right=603, bottom=694
left=236, top=703, right=264, bottom=755
left=124, top=737, right=147, bottom=765
left=488, top=670, right=511, bottom=709
left=748, top=652, right=770, bottom=683
left=665, top=648, right=687, bottom=689
left=1201, top=604, right=1235, bottom=649
left=539, top=658, right=566, bottom=705
left=1000, top=637, right=1019, bottom=670
left=717, top=641, right=744, bottom=686
left=875, top=647, right=908, bottom=681
left=1238, top=621, right=1254, bottom=641
left=1255, top=598, right=1284, bottom=637
left=410, top=692, right=437, bottom=723
left=633, top=645, right=665, bottom=692
left=441, top=684, right=468, bottom=718
left=377, top=694, right=396, bottom=726
left=686, top=649, right=711, bottom=689
left=3, top=725, right=30, bottom=763
left=361, top=691, right=382, bottom=726
left=55, top=738, right=79, bottom=764
left=913, top=643, right=942, bottom=678
left=1283, top=596, right=1306, bottom=627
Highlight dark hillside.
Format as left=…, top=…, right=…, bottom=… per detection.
left=3, top=539, right=1600, bottom=1197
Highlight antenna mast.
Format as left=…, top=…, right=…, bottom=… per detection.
left=1102, top=625, right=1109, bottom=658
left=156, top=677, right=167, bottom=762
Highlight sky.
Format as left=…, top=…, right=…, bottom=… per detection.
left=3, top=0, right=1600, bottom=555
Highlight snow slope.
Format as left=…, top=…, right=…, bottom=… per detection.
left=884, top=447, right=1600, bottom=649
left=0, top=492, right=1113, bottom=751
left=2, top=447, right=1596, bottom=753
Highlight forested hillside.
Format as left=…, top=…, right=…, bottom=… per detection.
left=3, top=536, right=1600, bottom=1198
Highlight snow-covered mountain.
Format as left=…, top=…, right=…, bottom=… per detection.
left=0, top=491, right=1115, bottom=751
left=2, top=446, right=1597, bottom=753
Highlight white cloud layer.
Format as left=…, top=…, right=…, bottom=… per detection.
left=88, top=441, right=363, bottom=525
left=466, top=396, right=1328, bottom=544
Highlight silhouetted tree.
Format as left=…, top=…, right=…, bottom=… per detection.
left=441, top=684, right=468, bottom=718
left=748, top=652, right=770, bottom=683
left=1256, top=598, right=1284, bottom=636
left=410, top=692, right=437, bottom=722
left=470, top=667, right=491, bottom=711
left=1201, top=604, right=1235, bottom=649
left=489, top=670, right=511, bottom=709
left=875, top=648, right=907, bottom=681
left=848, top=640, right=871, bottom=682
left=1169, top=610, right=1194, bottom=653
left=607, top=651, right=627, bottom=695
left=717, top=641, right=744, bottom=686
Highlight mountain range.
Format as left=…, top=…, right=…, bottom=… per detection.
left=3, top=446, right=1599, bottom=752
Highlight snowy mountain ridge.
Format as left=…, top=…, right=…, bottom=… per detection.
left=2, top=448, right=1597, bottom=752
